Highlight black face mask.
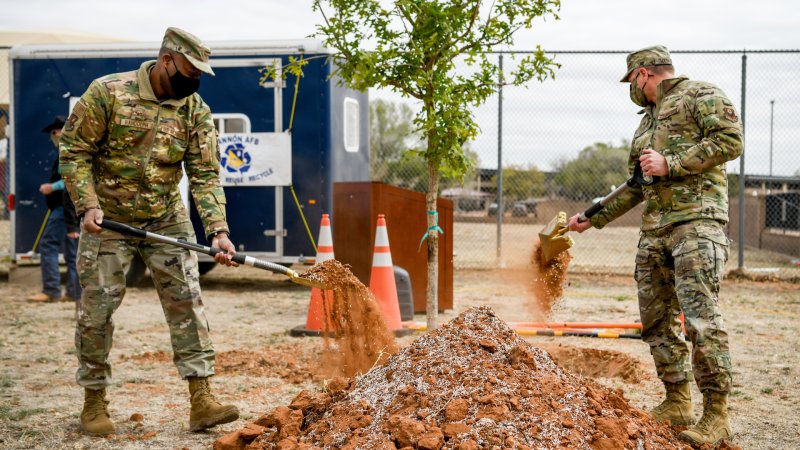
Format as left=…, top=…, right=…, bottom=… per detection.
left=167, top=59, right=200, bottom=99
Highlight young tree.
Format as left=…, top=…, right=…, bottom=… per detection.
left=313, top=0, right=561, bottom=329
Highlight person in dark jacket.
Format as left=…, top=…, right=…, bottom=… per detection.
left=27, top=116, right=82, bottom=303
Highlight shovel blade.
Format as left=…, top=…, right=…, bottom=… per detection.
left=290, top=271, right=330, bottom=290
left=538, top=211, right=574, bottom=264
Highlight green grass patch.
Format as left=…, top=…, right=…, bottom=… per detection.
left=731, top=390, right=753, bottom=401
left=0, top=406, right=47, bottom=421
left=0, top=376, right=16, bottom=388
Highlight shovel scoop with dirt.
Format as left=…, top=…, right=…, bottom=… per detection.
left=539, top=161, right=658, bottom=264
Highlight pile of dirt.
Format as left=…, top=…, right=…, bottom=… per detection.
left=119, top=343, right=320, bottom=384
left=215, top=306, right=689, bottom=450
left=302, top=259, right=398, bottom=377
left=538, top=343, right=649, bottom=384
left=528, top=242, right=572, bottom=321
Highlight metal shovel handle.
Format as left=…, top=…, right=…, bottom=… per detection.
left=99, top=219, right=294, bottom=277
left=578, top=161, right=659, bottom=223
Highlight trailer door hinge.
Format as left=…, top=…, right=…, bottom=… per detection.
left=263, top=229, right=287, bottom=237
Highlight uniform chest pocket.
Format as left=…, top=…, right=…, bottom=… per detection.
left=109, top=105, right=157, bottom=154
left=154, top=119, right=189, bottom=164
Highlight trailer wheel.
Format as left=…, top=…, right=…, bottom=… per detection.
left=198, top=261, right=217, bottom=275
left=125, top=254, right=148, bottom=286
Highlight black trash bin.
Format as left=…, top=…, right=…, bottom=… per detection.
left=394, top=266, right=414, bottom=322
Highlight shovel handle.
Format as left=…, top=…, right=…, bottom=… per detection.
left=99, top=219, right=294, bottom=277
left=578, top=201, right=605, bottom=222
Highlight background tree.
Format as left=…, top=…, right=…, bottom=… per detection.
left=313, top=0, right=561, bottom=329
left=370, top=99, right=417, bottom=181
left=554, top=141, right=630, bottom=201
left=493, top=164, right=545, bottom=202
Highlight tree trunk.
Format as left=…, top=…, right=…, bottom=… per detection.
left=425, top=158, right=440, bottom=331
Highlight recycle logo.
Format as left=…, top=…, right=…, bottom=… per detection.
left=221, top=143, right=252, bottom=174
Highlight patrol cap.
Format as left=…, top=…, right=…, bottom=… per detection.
left=41, top=115, right=66, bottom=133
left=620, top=45, right=672, bottom=82
left=161, top=27, right=215, bottom=76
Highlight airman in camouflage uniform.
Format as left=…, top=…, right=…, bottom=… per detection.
left=60, top=27, right=239, bottom=436
left=568, top=45, right=743, bottom=446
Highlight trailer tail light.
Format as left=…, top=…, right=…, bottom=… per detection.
left=7, top=194, right=14, bottom=211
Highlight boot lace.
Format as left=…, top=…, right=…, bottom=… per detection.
left=85, top=392, right=109, bottom=419
left=192, top=379, right=220, bottom=406
left=693, top=396, right=716, bottom=432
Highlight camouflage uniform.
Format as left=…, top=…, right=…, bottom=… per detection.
left=590, top=47, right=743, bottom=395
left=60, top=35, right=226, bottom=389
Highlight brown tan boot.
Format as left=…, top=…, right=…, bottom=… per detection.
left=27, top=293, right=57, bottom=303
left=80, top=388, right=115, bottom=436
left=650, top=381, right=695, bottom=426
left=679, top=392, right=732, bottom=445
left=188, top=377, right=239, bottom=431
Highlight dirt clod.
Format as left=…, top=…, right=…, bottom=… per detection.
left=216, top=306, right=690, bottom=449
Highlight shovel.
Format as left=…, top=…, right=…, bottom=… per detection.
left=538, top=162, right=658, bottom=264
left=99, top=219, right=328, bottom=289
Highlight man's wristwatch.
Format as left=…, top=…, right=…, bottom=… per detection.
left=209, top=231, right=229, bottom=241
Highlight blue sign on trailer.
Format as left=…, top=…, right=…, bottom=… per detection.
left=8, top=40, right=369, bottom=270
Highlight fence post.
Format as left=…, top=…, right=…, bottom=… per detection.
left=496, top=53, right=504, bottom=265
left=738, top=52, right=747, bottom=270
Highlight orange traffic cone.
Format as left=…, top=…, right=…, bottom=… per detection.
left=369, top=214, right=406, bottom=335
left=290, top=214, right=336, bottom=337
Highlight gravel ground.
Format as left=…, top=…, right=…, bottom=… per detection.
left=1, top=260, right=798, bottom=449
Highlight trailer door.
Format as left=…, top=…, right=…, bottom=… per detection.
left=188, top=58, right=291, bottom=260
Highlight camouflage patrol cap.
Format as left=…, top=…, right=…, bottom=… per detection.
left=161, top=27, right=215, bottom=76
left=620, top=45, right=672, bottom=82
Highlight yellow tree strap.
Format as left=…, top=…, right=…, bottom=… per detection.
left=290, top=185, right=317, bottom=254
left=283, top=55, right=317, bottom=254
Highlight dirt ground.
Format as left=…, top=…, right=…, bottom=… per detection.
left=0, top=262, right=798, bottom=449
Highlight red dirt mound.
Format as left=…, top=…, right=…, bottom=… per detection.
left=539, top=343, right=649, bottom=384
left=215, top=306, right=690, bottom=450
left=119, top=343, right=321, bottom=384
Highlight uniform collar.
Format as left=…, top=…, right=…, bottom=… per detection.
left=637, top=105, right=652, bottom=116
left=656, top=75, right=689, bottom=103
left=137, top=60, right=187, bottom=107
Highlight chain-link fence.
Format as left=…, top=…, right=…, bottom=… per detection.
left=371, top=50, right=800, bottom=276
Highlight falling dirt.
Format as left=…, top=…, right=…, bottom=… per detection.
left=215, top=306, right=692, bottom=450
left=301, top=259, right=398, bottom=378
left=528, top=242, right=572, bottom=321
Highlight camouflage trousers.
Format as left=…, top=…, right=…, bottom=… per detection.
left=75, top=220, right=214, bottom=389
left=635, top=219, right=732, bottom=394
